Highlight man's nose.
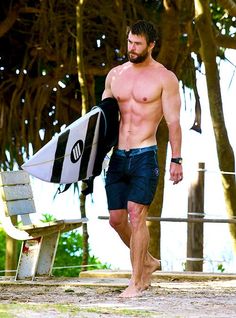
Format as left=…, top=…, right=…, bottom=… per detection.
left=129, top=43, right=136, bottom=51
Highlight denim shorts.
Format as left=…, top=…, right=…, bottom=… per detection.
left=105, top=145, right=159, bottom=210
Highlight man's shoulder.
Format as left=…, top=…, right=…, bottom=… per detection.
left=153, top=62, right=173, bottom=74
left=110, top=62, right=129, bottom=72
left=106, top=64, right=120, bottom=78
left=154, top=63, right=178, bottom=84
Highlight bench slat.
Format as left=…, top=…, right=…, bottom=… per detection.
left=0, top=170, right=30, bottom=186
left=4, top=199, right=36, bottom=216
left=1, top=184, right=33, bottom=201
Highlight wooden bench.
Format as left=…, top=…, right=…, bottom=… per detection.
left=0, top=170, right=88, bottom=280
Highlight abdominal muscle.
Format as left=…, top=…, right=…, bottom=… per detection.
left=117, top=101, right=163, bottom=150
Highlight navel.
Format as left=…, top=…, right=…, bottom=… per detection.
left=143, top=97, right=147, bottom=101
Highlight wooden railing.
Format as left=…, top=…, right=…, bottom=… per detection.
left=99, top=162, right=236, bottom=272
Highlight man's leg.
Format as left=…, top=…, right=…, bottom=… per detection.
left=109, top=209, right=131, bottom=246
left=126, top=201, right=149, bottom=297
left=109, top=204, right=160, bottom=297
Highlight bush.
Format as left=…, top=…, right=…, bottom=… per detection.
left=0, top=227, right=6, bottom=271
left=0, top=220, right=110, bottom=277
left=52, top=229, right=110, bottom=277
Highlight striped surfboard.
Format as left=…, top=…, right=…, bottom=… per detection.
left=22, top=107, right=102, bottom=184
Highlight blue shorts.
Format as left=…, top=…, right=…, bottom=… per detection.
left=105, top=145, right=159, bottom=210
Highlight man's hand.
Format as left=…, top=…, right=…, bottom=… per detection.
left=169, top=163, right=183, bottom=185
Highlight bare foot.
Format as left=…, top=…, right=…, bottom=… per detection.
left=119, top=285, right=143, bottom=298
left=129, top=257, right=160, bottom=290
left=142, top=256, right=161, bottom=289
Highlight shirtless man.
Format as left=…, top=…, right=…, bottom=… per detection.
left=102, top=20, right=183, bottom=298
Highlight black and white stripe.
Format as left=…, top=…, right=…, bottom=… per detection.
left=50, top=112, right=99, bottom=183
left=50, top=130, right=70, bottom=183
left=78, top=112, right=99, bottom=180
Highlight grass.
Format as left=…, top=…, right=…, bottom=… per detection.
left=0, top=303, right=158, bottom=317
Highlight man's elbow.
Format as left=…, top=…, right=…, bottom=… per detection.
left=166, top=119, right=181, bottom=130
left=102, top=90, right=113, bottom=100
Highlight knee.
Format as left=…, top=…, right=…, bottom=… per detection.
left=128, top=202, right=146, bottom=228
left=109, top=211, right=127, bottom=230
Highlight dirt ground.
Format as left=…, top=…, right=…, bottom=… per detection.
left=0, top=273, right=236, bottom=317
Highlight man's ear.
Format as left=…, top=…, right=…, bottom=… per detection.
left=149, top=41, right=156, bottom=50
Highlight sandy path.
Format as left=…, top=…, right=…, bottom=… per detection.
left=0, top=275, right=236, bottom=317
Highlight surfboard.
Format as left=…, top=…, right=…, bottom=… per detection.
left=22, top=107, right=103, bottom=184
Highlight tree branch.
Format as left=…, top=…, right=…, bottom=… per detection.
left=216, top=33, right=236, bottom=49
left=217, top=0, right=236, bottom=17
left=0, top=5, right=19, bottom=37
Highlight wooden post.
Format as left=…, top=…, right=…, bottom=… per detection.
left=186, top=162, right=205, bottom=271
left=5, top=216, right=18, bottom=276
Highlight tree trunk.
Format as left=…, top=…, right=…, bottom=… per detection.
left=148, top=0, right=181, bottom=261
left=194, top=0, right=236, bottom=252
left=79, top=182, right=89, bottom=269
left=148, top=119, right=168, bottom=260
left=76, top=0, right=89, bottom=267
left=76, top=0, right=89, bottom=115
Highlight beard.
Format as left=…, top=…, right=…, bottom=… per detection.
left=128, top=48, right=149, bottom=64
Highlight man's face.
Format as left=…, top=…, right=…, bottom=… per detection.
left=127, top=32, right=150, bottom=64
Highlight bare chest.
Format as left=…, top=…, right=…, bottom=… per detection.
left=111, top=69, right=162, bottom=103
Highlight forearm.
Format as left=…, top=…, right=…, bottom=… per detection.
left=168, top=122, right=182, bottom=158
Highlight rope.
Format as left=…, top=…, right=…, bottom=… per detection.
left=0, top=269, right=16, bottom=274
left=52, top=264, right=104, bottom=270
left=0, top=258, right=231, bottom=275
left=186, top=257, right=204, bottom=261
left=0, top=264, right=105, bottom=274
left=197, top=168, right=236, bottom=175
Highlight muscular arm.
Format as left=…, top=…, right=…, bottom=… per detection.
left=102, top=69, right=114, bottom=99
left=162, top=71, right=183, bottom=184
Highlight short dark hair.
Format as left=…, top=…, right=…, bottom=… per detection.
left=128, top=20, right=157, bottom=45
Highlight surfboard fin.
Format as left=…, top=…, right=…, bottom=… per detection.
left=81, top=177, right=94, bottom=195
left=55, top=183, right=73, bottom=195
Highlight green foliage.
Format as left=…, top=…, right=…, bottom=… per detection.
left=41, top=213, right=56, bottom=222
left=210, top=1, right=236, bottom=35
left=0, top=215, right=110, bottom=276
left=0, top=227, right=21, bottom=273
left=0, top=227, right=6, bottom=270
left=217, top=263, right=225, bottom=273
left=41, top=213, right=110, bottom=277
left=53, top=229, right=110, bottom=277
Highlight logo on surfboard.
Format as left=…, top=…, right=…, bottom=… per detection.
left=70, top=140, right=84, bottom=163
